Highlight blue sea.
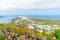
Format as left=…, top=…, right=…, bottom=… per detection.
left=0, top=15, right=60, bottom=23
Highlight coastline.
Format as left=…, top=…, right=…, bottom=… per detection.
left=0, top=15, right=60, bottom=23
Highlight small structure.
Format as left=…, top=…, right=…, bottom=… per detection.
left=40, top=36, right=47, bottom=40
left=27, top=24, right=34, bottom=29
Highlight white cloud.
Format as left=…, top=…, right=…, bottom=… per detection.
left=0, top=0, right=40, bottom=9
left=40, top=0, right=60, bottom=9
left=0, top=0, right=60, bottom=9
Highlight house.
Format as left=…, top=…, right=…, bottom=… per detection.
left=27, top=24, right=34, bottom=29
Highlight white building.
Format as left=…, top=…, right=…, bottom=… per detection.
left=27, top=24, right=34, bottom=29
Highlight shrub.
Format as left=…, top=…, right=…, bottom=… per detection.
left=0, top=34, right=4, bottom=40
left=52, top=29, right=60, bottom=40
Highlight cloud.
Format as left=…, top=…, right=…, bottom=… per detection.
left=0, top=0, right=60, bottom=10
left=40, top=0, right=60, bottom=9
left=0, top=0, right=40, bottom=10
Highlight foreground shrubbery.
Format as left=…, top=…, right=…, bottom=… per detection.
left=52, top=29, right=60, bottom=40
left=0, top=23, right=60, bottom=40
left=0, top=34, right=5, bottom=40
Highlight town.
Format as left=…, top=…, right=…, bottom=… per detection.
left=0, top=16, right=60, bottom=40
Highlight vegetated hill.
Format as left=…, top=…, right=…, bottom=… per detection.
left=11, top=16, right=60, bottom=26
left=0, top=16, right=60, bottom=40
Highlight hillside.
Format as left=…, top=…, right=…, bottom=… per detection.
left=0, top=16, right=60, bottom=40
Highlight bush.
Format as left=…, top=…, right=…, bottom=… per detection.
left=52, top=29, right=60, bottom=40
left=0, top=34, right=4, bottom=40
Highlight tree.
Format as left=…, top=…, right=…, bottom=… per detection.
left=0, top=34, right=5, bottom=40
left=52, top=29, right=60, bottom=40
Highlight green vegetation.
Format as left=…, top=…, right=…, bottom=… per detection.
left=31, top=18, right=60, bottom=25
left=0, top=18, right=60, bottom=40
left=52, top=29, right=60, bottom=40
left=0, top=34, right=4, bottom=40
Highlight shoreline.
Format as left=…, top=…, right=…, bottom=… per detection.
left=0, top=15, right=60, bottom=24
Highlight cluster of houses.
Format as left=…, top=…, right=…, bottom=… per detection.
left=12, top=16, right=59, bottom=34
left=9, top=16, right=59, bottom=40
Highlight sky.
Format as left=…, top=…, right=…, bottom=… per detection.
left=0, top=0, right=60, bottom=15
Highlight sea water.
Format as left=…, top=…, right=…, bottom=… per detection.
left=0, top=15, right=60, bottom=23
